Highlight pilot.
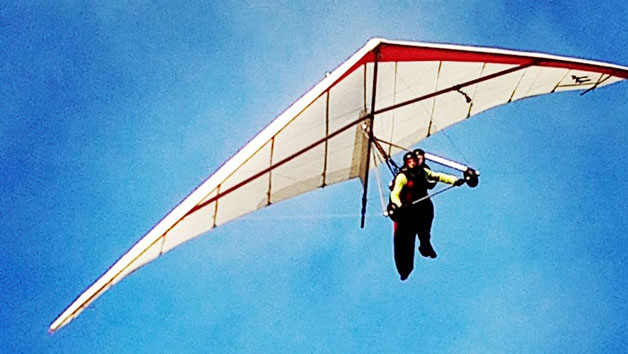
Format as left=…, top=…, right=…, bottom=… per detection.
left=387, top=149, right=464, bottom=281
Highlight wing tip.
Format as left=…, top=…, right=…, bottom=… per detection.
left=366, top=37, right=385, bottom=48
left=49, top=319, right=62, bottom=334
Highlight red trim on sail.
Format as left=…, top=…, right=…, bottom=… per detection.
left=378, top=43, right=628, bottom=78
left=331, top=43, right=628, bottom=90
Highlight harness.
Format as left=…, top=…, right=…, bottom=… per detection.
left=397, top=165, right=434, bottom=205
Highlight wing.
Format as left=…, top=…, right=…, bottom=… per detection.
left=50, top=38, right=628, bottom=332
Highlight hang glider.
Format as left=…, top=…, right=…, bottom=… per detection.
left=50, top=38, right=628, bottom=333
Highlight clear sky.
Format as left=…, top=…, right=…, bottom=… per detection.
left=2, top=1, right=628, bottom=353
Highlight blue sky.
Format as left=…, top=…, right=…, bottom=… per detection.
left=2, top=1, right=628, bottom=353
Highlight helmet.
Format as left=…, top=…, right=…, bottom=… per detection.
left=403, top=152, right=416, bottom=164
left=401, top=148, right=425, bottom=168
left=413, top=148, right=425, bottom=157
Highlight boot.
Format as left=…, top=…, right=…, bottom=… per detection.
left=426, top=242, right=437, bottom=259
left=419, top=240, right=437, bottom=259
left=418, top=244, right=430, bottom=257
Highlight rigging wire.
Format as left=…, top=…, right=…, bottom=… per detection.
left=362, top=124, right=399, bottom=176
left=373, top=134, right=472, bottom=172
left=239, top=185, right=459, bottom=222
left=238, top=213, right=385, bottom=221
left=373, top=135, right=410, bottom=153
left=437, top=129, right=471, bottom=166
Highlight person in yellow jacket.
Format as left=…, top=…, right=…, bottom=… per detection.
left=387, top=149, right=464, bottom=281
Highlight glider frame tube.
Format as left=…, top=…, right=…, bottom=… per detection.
left=190, top=60, right=530, bottom=216
left=423, top=152, right=473, bottom=173
left=360, top=48, right=380, bottom=228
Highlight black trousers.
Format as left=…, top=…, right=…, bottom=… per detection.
left=393, top=200, right=434, bottom=279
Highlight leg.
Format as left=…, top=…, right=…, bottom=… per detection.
left=417, top=201, right=437, bottom=259
left=393, top=220, right=416, bottom=280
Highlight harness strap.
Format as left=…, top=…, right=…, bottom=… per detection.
left=372, top=136, right=410, bottom=154
left=370, top=136, right=400, bottom=176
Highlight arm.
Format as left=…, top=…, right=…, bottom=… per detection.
left=424, top=168, right=459, bottom=185
left=389, top=173, right=408, bottom=207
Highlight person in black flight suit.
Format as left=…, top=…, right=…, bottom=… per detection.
left=387, top=149, right=464, bottom=281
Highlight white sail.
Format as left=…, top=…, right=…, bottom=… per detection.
left=50, top=38, right=628, bottom=333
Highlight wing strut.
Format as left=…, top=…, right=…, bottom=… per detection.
left=360, top=48, right=380, bottom=228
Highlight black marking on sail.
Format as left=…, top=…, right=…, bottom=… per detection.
left=581, top=73, right=612, bottom=95
left=572, top=75, right=592, bottom=84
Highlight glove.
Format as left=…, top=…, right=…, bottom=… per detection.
left=454, top=178, right=465, bottom=187
left=387, top=202, right=400, bottom=220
